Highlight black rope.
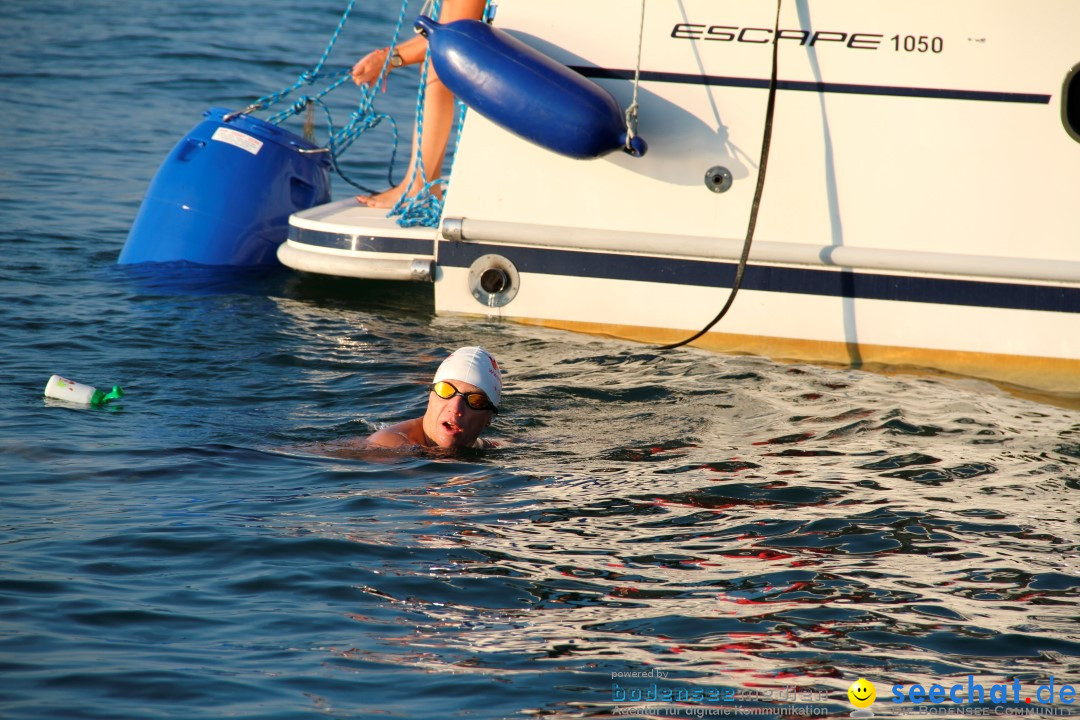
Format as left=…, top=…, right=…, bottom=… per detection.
left=659, top=0, right=783, bottom=351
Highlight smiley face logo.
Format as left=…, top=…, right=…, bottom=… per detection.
left=848, top=678, right=876, bottom=709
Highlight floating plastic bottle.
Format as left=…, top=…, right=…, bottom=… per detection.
left=44, top=375, right=124, bottom=406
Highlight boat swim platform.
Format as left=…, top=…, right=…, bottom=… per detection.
left=280, top=201, right=437, bottom=282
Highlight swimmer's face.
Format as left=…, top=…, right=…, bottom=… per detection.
left=422, top=379, right=494, bottom=449
left=848, top=679, right=876, bottom=708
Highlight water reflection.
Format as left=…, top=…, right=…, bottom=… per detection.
left=299, top=337, right=1080, bottom=716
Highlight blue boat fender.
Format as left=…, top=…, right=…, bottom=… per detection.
left=417, top=17, right=647, bottom=160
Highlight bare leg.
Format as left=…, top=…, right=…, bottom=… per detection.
left=357, top=76, right=456, bottom=209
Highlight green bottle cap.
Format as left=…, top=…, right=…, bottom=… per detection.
left=90, top=386, right=125, bottom=406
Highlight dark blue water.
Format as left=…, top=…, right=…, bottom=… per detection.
left=3, top=2, right=1080, bottom=719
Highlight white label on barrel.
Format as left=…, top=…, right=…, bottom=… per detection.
left=211, top=127, right=263, bottom=155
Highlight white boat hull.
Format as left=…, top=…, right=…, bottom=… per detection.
left=282, top=0, right=1080, bottom=394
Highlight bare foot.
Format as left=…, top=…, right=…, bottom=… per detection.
left=355, top=185, right=405, bottom=209
left=355, top=181, right=443, bottom=209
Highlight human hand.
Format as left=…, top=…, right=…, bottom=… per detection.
left=350, top=47, right=390, bottom=87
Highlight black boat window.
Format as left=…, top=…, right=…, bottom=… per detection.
left=1065, top=63, right=1080, bottom=143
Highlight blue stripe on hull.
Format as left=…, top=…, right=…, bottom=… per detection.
left=287, top=227, right=434, bottom=256
left=572, top=67, right=1052, bottom=105
left=438, top=242, right=1079, bottom=314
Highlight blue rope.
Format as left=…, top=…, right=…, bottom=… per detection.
left=389, top=0, right=443, bottom=228
left=389, top=0, right=492, bottom=228
left=229, top=0, right=411, bottom=194
left=265, top=71, right=349, bottom=126
left=229, top=0, right=493, bottom=218
left=248, top=0, right=358, bottom=116
left=327, top=0, right=412, bottom=190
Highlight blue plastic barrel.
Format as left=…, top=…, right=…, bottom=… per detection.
left=418, top=17, right=646, bottom=160
left=119, top=108, right=332, bottom=266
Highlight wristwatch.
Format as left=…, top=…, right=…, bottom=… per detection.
left=389, top=49, right=404, bottom=69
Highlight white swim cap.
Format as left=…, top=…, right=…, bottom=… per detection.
left=433, top=346, right=502, bottom=407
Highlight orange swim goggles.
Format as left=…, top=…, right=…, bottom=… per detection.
left=429, top=381, right=499, bottom=413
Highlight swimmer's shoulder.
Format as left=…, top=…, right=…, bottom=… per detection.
left=366, top=418, right=424, bottom=449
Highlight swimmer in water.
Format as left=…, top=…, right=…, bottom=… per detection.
left=366, top=346, right=502, bottom=450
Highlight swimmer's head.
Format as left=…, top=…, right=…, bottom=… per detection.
left=433, top=346, right=501, bottom=408
left=423, top=347, right=502, bottom=449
